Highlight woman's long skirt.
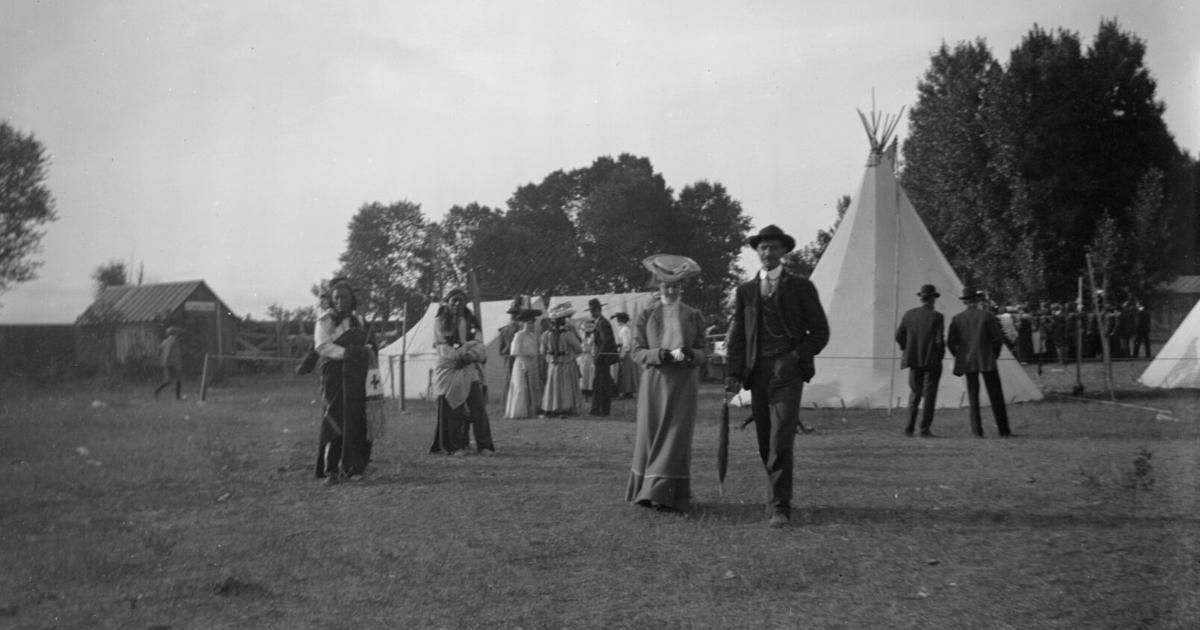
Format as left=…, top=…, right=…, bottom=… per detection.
left=542, top=358, right=583, bottom=416
left=615, top=355, right=638, bottom=396
left=625, top=364, right=698, bottom=511
left=505, top=356, right=544, bottom=419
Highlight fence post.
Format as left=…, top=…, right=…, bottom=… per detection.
left=200, top=353, right=210, bottom=401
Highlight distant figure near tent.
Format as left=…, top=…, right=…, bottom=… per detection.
left=947, top=287, right=1013, bottom=438
left=541, top=302, right=585, bottom=418
left=504, top=308, right=544, bottom=419
left=895, top=284, right=945, bottom=437
left=802, top=109, right=1043, bottom=409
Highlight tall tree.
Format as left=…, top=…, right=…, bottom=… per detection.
left=0, top=122, right=57, bottom=296
left=673, top=181, right=752, bottom=317
left=902, top=20, right=1187, bottom=302
left=335, top=200, right=434, bottom=326
left=91, top=260, right=128, bottom=296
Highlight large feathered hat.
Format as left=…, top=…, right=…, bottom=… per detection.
left=642, top=254, right=702, bottom=285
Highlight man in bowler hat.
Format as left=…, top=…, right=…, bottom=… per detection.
left=947, top=287, right=1013, bottom=437
left=895, top=284, right=945, bottom=437
left=725, top=224, right=830, bottom=528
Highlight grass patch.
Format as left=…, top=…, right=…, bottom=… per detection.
left=1, top=360, right=1198, bottom=628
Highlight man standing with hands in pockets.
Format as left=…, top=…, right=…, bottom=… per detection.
left=725, top=225, right=830, bottom=529
left=895, top=284, right=945, bottom=437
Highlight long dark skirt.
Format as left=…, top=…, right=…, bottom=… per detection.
left=316, top=347, right=371, bottom=478
left=430, top=381, right=494, bottom=454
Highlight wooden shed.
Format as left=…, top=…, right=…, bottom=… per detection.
left=76, top=280, right=238, bottom=376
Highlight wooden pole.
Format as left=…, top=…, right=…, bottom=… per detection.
left=199, top=352, right=210, bottom=401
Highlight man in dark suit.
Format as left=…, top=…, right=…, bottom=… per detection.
left=895, top=284, right=945, bottom=437
left=947, top=287, right=1012, bottom=438
left=725, top=224, right=830, bottom=528
left=588, top=297, right=618, bottom=416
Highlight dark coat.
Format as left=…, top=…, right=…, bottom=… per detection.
left=895, top=304, right=945, bottom=369
left=947, top=306, right=1004, bottom=375
left=592, top=315, right=618, bottom=366
left=726, top=271, right=830, bottom=388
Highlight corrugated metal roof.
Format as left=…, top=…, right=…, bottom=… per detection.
left=77, top=280, right=206, bottom=325
left=1163, top=275, right=1200, bottom=294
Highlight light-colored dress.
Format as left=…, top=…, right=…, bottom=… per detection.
left=577, top=321, right=595, bottom=393
left=614, top=322, right=638, bottom=396
left=625, top=301, right=707, bottom=511
left=504, top=329, right=544, bottom=419
left=541, top=326, right=584, bottom=416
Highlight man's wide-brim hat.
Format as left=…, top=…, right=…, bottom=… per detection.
left=960, top=286, right=985, bottom=301
left=587, top=298, right=604, bottom=311
left=642, top=254, right=702, bottom=285
left=917, top=284, right=940, bottom=298
left=517, top=308, right=542, bottom=322
left=546, top=302, right=575, bottom=319
left=747, top=224, right=796, bottom=253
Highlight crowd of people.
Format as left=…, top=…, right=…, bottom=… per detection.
left=294, top=224, right=1152, bottom=529
left=985, top=298, right=1152, bottom=365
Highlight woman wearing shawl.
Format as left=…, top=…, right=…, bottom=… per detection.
left=504, top=308, right=544, bottom=419
left=626, top=255, right=707, bottom=512
left=540, top=302, right=584, bottom=418
left=429, top=287, right=496, bottom=456
left=612, top=312, right=639, bottom=398
left=314, top=279, right=372, bottom=483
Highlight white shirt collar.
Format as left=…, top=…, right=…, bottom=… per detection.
left=759, top=266, right=782, bottom=281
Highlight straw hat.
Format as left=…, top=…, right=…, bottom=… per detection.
left=546, top=301, right=575, bottom=319
left=642, top=254, right=702, bottom=285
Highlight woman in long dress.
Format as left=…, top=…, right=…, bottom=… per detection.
left=314, top=279, right=372, bottom=484
left=612, top=312, right=639, bottom=398
left=504, top=308, right=544, bottom=419
left=540, top=302, right=584, bottom=418
left=626, top=254, right=707, bottom=512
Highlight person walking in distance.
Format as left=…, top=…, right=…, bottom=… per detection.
left=154, top=326, right=184, bottom=400
left=895, top=284, right=945, bottom=437
left=725, top=224, right=830, bottom=528
left=947, top=287, right=1013, bottom=438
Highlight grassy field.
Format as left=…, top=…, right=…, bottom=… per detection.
left=1, top=360, right=1198, bottom=629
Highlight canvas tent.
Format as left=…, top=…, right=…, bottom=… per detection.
left=1138, top=299, right=1200, bottom=389
left=378, top=292, right=654, bottom=401
left=749, top=111, right=1043, bottom=408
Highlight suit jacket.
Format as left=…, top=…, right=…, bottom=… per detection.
left=633, top=302, right=707, bottom=368
left=895, top=304, right=945, bottom=369
left=947, top=306, right=1003, bottom=375
left=725, top=271, right=830, bottom=388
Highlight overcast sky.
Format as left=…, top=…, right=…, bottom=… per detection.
left=1, top=0, right=1196, bottom=323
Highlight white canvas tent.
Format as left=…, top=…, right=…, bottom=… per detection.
left=1138, top=299, right=1200, bottom=388
left=765, top=111, right=1044, bottom=408
left=378, top=292, right=654, bottom=401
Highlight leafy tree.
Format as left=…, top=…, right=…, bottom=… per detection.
left=91, top=259, right=128, bottom=296
left=335, top=200, right=434, bottom=326
left=902, top=20, right=1187, bottom=302
left=673, top=181, right=752, bottom=316
left=0, top=121, right=57, bottom=296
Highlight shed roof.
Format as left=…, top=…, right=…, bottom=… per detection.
left=76, top=280, right=229, bottom=325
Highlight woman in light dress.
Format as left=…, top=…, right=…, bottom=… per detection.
left=504, top=308, right=544, bottom=419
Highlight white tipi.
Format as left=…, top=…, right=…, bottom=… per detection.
left=803, top=110, right=1044, bottom=408
left=1138, top=301, right=1200, bottom=388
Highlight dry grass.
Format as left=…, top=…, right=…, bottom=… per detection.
left=1, top=359, right=1198, bottom=629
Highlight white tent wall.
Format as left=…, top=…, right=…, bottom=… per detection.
left=775, top=141, right=1043, bottom=409
left=378, top=292, right=654, bottom=401
left=1139, top=299, right=1200, bottom=389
